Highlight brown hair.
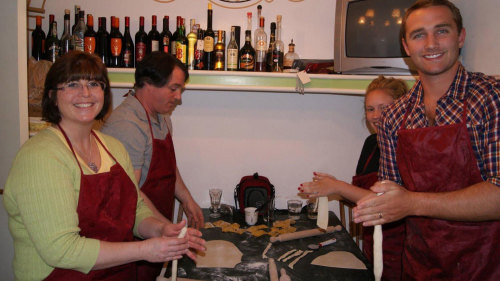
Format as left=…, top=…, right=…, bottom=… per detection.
left=42, top=51, right=111, bottom=124
left=400, top=0, right=463, bottom=41
left=365, top=75, right=408, bottom=100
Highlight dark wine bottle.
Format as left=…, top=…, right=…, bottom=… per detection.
left=122, top=16, right=134, bottom=68
left=203, top=3, right=215, bottom=70
left=60, top=9, right=73, bottom=56
left=135, top=16, right=148, bottom=64
left=239, top=30, right=255, bottom=71
left=84, top=14, right=97, bottom=54
left=170, top=16, right=181, bottom=57
left=175, top=18, right=188, bottom=65
left=71, top=5, right=80, bottom=34
left=266, top=22, right=276, bottom=72
left=95, top=17, right=110, bottom=66
left=147, top=15, right=160, bottom=54
left=31, top=15, right=46, bottom=61
left=160, top=16, right=172, bottom=53
left=45, top=16, right=60, bottom=62
left=109, top=16, right=123, bottom=67
left=194, top=28, right=205, bottom=70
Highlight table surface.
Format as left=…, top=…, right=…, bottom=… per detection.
left=167, top=208, right=374, bottom=281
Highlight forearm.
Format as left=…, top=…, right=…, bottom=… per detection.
left=137, top=217, right=164, bottom=239
left=139, top=190, right=170, bottom=223
left=411, top=181, right=500, bottom=221
left=93, top=240, right=145, bottom=270
left=174, top=168, right=194, bottom=204
left=335, top=180, right=374, bottom=203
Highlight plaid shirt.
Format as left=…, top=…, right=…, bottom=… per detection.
left=378, top=64, right=500, bottom=187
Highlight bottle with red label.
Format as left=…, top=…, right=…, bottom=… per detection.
left=135, top=16, right=147, bottom=65
left=84, top=14, right=96, bottom=54
left=122, top=16, right=134, bottom=68
left=109, top=16, right=123, bottom=67
left=32, top=15, right=46, bottom=60
left=160, top=16, right=172, bottom=53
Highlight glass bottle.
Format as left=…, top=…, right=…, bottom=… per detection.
left=226, top=26, right=239, bottom=71
left=194, top=28, right=205, bottom=70
left=72, top=10, right=86, bottom=51
left=214, top=30, right=225, bottom=71
left=109, top=16, right=123, bottom=67
left=135, top=16, right=147, bottom=64
left=31, top=15, right=46, bottom=61
left=266, top=22, right=276, bottom=72
left=239, top=30, right=255, bottom=71
left=84, top=14, right=96, bottom=54
left=160, top=16, right=172, bottom=53
left=122, top=16, right=134, bottom=68
left=175, top=18, right=188, bottom=65
left=170, top=16, right=181, bottom=57
left=203, top=3, right=215, bottom=70
left=271, top=15, right=284, bottom=72
left=45, top=18, right=60, bottom=62
left=187, top=19, right=198, bottom=70
left=254, top=17, right=267, bottom=72
left=283, top=39, right=300, bottom=72
left=95, top=17, right=109, bottom=66
left=71, top=5, right=80, bottom=34
left=60, top=9, right=72, bottom=56
left=148, top=15, right=160, bottom=53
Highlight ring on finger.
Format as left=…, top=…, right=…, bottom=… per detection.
left=379, top=212, right=383, bottom=219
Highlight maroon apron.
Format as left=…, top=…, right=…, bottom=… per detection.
left=45, top=126, right=138, bottom=281
left=352, top=144, right=405, bottom=281
left=396, top=95, right=500, bottom=280
left=135, top=97, right=177, bottom=281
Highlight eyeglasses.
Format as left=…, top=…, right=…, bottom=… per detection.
left=57, top=80, right=106, bottom=93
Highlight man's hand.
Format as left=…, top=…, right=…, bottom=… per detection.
left=182, top=199, right=204, bottom=229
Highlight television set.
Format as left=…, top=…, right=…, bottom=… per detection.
left=334, top=0, right=417, bottom=75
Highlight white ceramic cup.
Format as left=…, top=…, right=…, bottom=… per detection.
left=244, top=207, right=258, bottom=226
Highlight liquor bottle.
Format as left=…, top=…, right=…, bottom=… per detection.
left=246, top=12, right=252, bottom=34
left=175, top=18, right=188, bottom=65
left=194, top=28, right=205, bottom=70
left=160, top=16, right=172, bottom=53
left=31, top=15, right=46, bottom=61
left=135, top=16, right=148, bottom=64
left=283, top=39, right=300, bottom=72
left=257, top=5, right=262, bottom=20
left=71, top=5, right=80, bottom=34
left=122, top=16, right=134, bottom=68
left=239, top=30, right=255, bottom=71
left=266, top=22, right=276, bottom=72
left=60, top=9, right=72, bottom=56
left=226, top=26, right=239, bottom=71
left=186, top=19, right=198, bottom=70
left=72, top=10, right=86, bottom=51
left=109, top=16, right=123, bottom=67
left=271, top=15, right=284, bottom=72
left=214, top=30, right=225, bottom=71
left=95, top=17, right=109, bottom=66
left=203, top=3, right=215, bottom=70
left=84, top=14, right=96, bottom=54
left=45, top=18, right=60, bottom=62
left=254, top=17, right=267, bottom=72
left=148, top=15, right=160, bottom=53
left=170, top=16, right=181, bottom=57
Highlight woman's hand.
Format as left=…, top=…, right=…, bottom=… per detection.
left=140, top=236, right=190, bottom=263
left=182, top=199, right=204, bottom=229
left=160, top=220, right=206, bottom=261
left=298, top=171, right=343, bottom=198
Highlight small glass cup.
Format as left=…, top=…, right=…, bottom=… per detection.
left=307, top=201, right=318, bottom=220
left=287, top=199, right=303, bottom=220
left=209, top=188, right=223, bottom=218
left=263, top=198, right=275, bottom=225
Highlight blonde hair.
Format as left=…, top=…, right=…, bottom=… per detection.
left=365, top=75, right=408, bottom=100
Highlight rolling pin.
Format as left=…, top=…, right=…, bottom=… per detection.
left=268, top=258, right=279, bottom=281
left=270, top=225, right=342, bottom=243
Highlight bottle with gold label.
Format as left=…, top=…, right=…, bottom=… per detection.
left=203, top=3, right=215, bottom=70
left=214, top=30, right=225, bottom=71
left=175, top=18, right=188, bottom=65
left=187, top=19, right=198, bottom=70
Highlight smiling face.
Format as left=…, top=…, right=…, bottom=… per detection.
left=365, top=89, right=395, bottom=134
left=402, top=5, right=465, bottom=79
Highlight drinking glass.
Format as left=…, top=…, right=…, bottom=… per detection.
left=209, top=188, right=223, bottom=218
left=287, top=199, right=303, bottom=220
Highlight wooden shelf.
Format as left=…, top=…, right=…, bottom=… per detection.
left=108, top=68, right=417, bottom=96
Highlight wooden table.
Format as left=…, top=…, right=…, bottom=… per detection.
left=166, top=208, right=373, bottom=281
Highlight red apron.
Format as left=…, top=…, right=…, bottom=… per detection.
left=135, top=97, right=177, bottom=281
left=352, top=144, right=405, bottom=281
left=45, top=126, right=138, bottom=281
left=396, top=96, right=500, bottom=280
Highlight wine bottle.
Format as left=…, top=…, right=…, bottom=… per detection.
left=31, top=15, right=46, bottom=61
left=71, top=5, right=80, bottom=34
left=84, top=14, right=96, bottom=54
left=109, top=16, right=123, bottom=67
left=95, top=17, right=109, bottom=66
left=283, top=39, right=300, bottom=72
left=271, top=15, right=284, bottom=72
left=186, top=19, right=198, bottom=70
left=239, top=30, right=255, bottom=71
left=135, top=16, right=147, bottom=64
left=72, top=10, right=86, bottom=51
left=203, top=3, right=215, bottom=70
left=60, top=9, right=72, bottom=56
left=254, top=17, right=267, bottom=72
left=170, top=16, right=181, bottom=57
left=160, top=16, right=172, bottom=53
left=148, top=15, right=160, bottom=54
left=45, top=18, right=60, bottom=62
left=123, top=16, right=134, bottom=68
left=266, top=22, right=276, bottom=72
left=214, top=30, right=225, bottom=71
left=175, top=18, right=188, bottom=65
left=226, top=26, right=239, bottom=71
left=194, top=28, right=205, bottom=70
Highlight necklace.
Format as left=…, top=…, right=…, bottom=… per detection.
left=87, top=134, right=99, bottom=173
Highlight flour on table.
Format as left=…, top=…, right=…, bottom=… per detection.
left=196, top=240, right=243, bottom=268
left=311, top=251, right=367, bottom=270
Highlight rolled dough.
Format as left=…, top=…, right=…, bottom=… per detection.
left=316, top=196, right=329, bottom=229
left=196, top=240, right=243, bottom=268
left=311, top=251, right=367, bottom=270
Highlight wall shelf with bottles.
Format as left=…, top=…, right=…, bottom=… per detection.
left=108, top=68, right=416, bottom=96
